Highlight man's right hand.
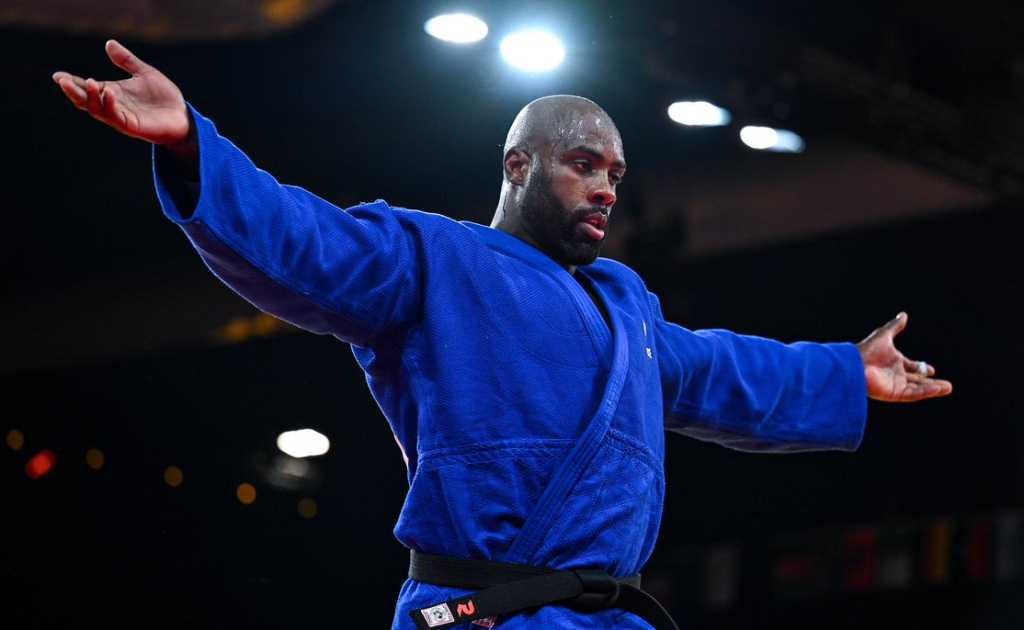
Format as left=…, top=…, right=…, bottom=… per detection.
left=53, top=40, right=191, bottom=147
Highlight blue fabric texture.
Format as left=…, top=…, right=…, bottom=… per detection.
left=153, top=104, right=868, bottom=629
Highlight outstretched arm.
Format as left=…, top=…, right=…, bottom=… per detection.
left=652, top=291, right=954, bottom=453
left=857, top=312, right=953, bottom=402
left=53, top=41, right=422, bottom=346
left=650, top=292, right=868, bottom=453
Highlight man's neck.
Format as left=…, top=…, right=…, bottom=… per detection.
left=490, top=218, right=576, bottom=275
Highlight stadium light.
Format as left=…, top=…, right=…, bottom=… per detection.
left=276, top=428, right=330, bottom=458
left=739, top=126, right=805, bottom=153
left=424, top=13, right=489, bottom=44
left=500, top=30, right=565, bottom=72
left=667, top=101, right=732, bottom=127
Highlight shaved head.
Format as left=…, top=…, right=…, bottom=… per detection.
left=492, top=95, right=626, bottom=272
left=503, top=95, right=621, bottom=161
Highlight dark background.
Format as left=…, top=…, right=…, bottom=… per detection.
left=3, top=1, right=1022, bottom=628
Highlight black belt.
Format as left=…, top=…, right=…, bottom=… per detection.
left=408, top=551, right=679, bottom=629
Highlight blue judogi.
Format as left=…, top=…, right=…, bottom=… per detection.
left=153, top=105, right=867, bottom=628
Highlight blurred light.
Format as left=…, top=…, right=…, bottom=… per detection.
left=740, top=126, right=778, bottom=150
left=213, top=313, right=289, bottom=345
left=277, top=456, right=310, bottom=478
left=261, top=0, right=305, bottom=26
left=276, top=429, right=330, bottom=458
left=667, top=101, right=732, bottom=127
left=164, top=465, right=184, bottom=488
left=215, top=317, right=251, bottom=344
left=500, top=30, right=565, bottom=72
left=251, top=313, right=281, bottom=336
left=25, top=450, right=57, bottom=480
left=85, top=448, right=105, bottom=471
left=424, top=13, right=488, bottom=44
left=237, top=483, right=257, bottom=505
left=264, top=453, right=317, bottom=491
left=297, top=497, right=317, bottom=519
left=739, top=125, right=805, bottom=153
left=6, top=429, right=24, bottom=452
left=923, top=518, right=954, bottom=584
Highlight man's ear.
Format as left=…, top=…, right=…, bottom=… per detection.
left=503, top=148, right=531, bottom=186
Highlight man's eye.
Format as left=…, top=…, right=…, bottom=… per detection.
left=574, top=160, right=592, bottom=172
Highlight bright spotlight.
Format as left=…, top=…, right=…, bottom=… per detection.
left=500, top=30, right=565, bottom=72
left=667, top=101, right=732, bottom=127
left=739, top=126, right=805, bottom=153
left=424, top=13, right=489, bottom=44
left=276, top=429, right=330, bottom=458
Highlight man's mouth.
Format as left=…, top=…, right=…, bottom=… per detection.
left=578, top=212, right=608, bottom=241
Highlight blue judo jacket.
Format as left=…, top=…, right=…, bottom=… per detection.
left=153, top=105, right=867, bottom=629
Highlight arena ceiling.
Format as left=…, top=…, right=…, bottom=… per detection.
left=5, top=0, right=1022, bottom=196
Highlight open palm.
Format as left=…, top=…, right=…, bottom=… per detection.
left=52, top=40, right=190, bottom=146
left=857, top=312, right=953, bottom=402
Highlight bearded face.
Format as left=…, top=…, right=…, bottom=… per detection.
left=519, top=164, right=607, bottom=267
left=495, top=100, right=625, bottom=267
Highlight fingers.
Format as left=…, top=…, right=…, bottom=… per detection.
left=105, top=39, right=150, bottom=75
left=886, top=311, right=908, bottom=337
left=908, top=378, right=954, bottom=401
left=863, top=312, right=907, bottom=346
left=54, top=73, right=120, bottom=127
left=84, top=77, right=104, bottom=117
left=876, top=376, right=954, bottom=403
left=98, top=84, right=125, bottom=127
left=53, top=72, right=88, bottom=108
left=902, top=359, right=953, bottom=401
left=902, top=356, right=934, bottom=378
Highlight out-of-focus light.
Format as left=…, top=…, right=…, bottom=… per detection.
left=164, top=465, right=184, bottom=488
left=923, top=518, right=953, bottom=584
left=276, top=456, right=310, bottom=479
left=213, top=313, right=288, bottom=345
left=740, top=126, right=778, bottom=150
left=424, top=13, right=488, bottom=44
left=251, top=313, right=281, bottom=336
left=261, top=0, right=305, bottom=26
left=26, top=450, right=57, bottom=480
left=667, top=101, right=732, bottom=127
left=6, top=429, right=24, bottom=452
left=500, top=30, right=565, bottom=72
left=85, top=448, right=104, bottom=471
left=237, top=483, right=257, bottom=505
left=297, top=497, right=317, bottom=519
left=276, top=429, right=330, bottom=458
left=739, top=125, right=805, bottom=153
left=264, top=454, right=315, bottom=491
left=215, top=317, right=251, bottom=344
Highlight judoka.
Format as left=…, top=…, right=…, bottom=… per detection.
left=53, top=40, right=953, bottom=629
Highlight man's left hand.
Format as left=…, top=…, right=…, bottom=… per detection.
left=857, top=312, right=953, bottom=402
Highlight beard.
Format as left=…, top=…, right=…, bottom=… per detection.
left=519, top=170, right=607, bottom=267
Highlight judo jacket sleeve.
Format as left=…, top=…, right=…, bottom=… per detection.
left=151, top=104, right=421, bottom=347
left=648, top=293, right=867, bottom=453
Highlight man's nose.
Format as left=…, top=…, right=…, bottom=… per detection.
left=588, top=188, right=616, bottom=208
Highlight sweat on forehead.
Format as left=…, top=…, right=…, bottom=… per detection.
left=504, top=95, right=621, bottom=154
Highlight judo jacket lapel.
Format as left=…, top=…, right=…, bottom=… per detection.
left=503, top=275, right=629, bottom=566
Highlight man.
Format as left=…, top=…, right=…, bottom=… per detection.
left=53, top=40, right=952, bottom=629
